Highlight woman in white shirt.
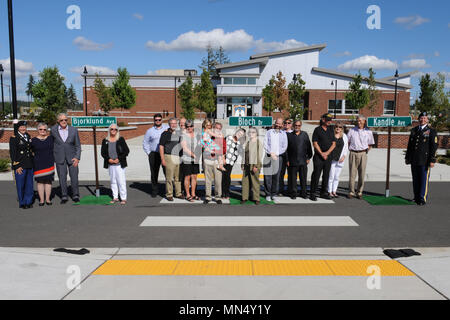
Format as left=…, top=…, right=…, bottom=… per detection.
left=328, top=122, right=349, bottom=198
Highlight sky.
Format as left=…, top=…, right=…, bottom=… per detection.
left=0, top=0, right=448, bottom=102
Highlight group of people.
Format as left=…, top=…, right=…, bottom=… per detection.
left=9, top=111, right=438, bottom=209
left=9, top=113, right=130, bottom=209
left=142, top=113, right=376, bottom=204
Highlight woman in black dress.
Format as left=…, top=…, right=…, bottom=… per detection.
left=31, top=123, right=55, bottom=206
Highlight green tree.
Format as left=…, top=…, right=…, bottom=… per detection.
left=345, top=73, right=370, bottom=113
left=199, top=46, right=230, bottom=78
left=415, top=74, right=437, bottom=113
left=32, top=66, right=67, bottom=125
left=431, top=72, right=449, bottom=130
left=25, top=74, right=35, bottom=106
left=366, top=68, right=380, bottom=115
left=288, top=73, right=307, bottom=120
left=110, top=67, right=136, bottom=111
left=178, top=75, right=196, bottom=120
left=66, top=84, right=79, bottom=111
left=195, top=69, right=216, bottom=118
left=93, top=75, right=114, bottom=114
left=262, top=76, right=276, bottom=116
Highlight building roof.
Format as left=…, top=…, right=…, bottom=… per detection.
left=216, top=57, right=269, bottom=70
left=249, top=43, right=327, bottom=60
left=378, top=71, right=418, bottom=81
left=311, top=67, right=413, bottom=89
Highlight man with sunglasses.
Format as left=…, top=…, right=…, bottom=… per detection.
left=51, top=113, right=82, bottom=204
left=143, top=114, right=169, bottom=197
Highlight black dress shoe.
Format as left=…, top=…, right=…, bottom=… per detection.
left=203, top=200, right=210, bottom=205
left=310, top=196, right=317, bottom=202
left=39, top=203, right=45, bottom=207
left=216, top=199, right=223, bottom=205
left=46, top=202, right=53, bottom=206
left=61, top=199, right=68, bottom=205
left=320, top=194, right=332, bottom=200
left=73, top=197, right=80, bottom=203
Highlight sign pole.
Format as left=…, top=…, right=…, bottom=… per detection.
left=93, top=126, right=100, bottom=198
left=385, top=125, right=392, bottom=198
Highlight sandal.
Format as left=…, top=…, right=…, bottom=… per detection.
left=110, top=199, right=120, bottom=204
left=186, top=197, right=195, bottom=203
left=193, top=196, right=200, bottom=201
left=120, top=200, right=127, bottom=205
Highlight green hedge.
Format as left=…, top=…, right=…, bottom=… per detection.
left=0, top=159, right=11, bottom=172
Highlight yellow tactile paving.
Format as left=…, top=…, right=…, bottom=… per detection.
left=326, top=260, right=415, bottom=277
left=174, top=260, right=253, bottom=276
left=93, top=260, right=178, bottom=276
left=93, top=260, right=415, bottom=277
left=253, top=260, right=334, bottom=276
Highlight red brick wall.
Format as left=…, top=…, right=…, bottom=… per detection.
left=307, top=89, right=410, bottom=120
left=373, top=133, right=449, bottom=149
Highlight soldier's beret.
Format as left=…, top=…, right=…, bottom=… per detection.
left=17, top=121, right=27, bottom=127
left=419, top=112, right=429, bottom=118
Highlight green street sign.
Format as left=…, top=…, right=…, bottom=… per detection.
left=367, top=116, right=412, bottom=128
left=229, top=117, right=273, bottom=127
left=72, top=117, right=117, bottom=128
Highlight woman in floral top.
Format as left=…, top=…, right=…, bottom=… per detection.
left=222, top=129, right=246, bottom=199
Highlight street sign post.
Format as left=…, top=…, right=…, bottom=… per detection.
left=72, top=117, right=117, bottom=198
left=229, top=117, right=273, bottom=127
left=368, top=116, right=412, bottom=198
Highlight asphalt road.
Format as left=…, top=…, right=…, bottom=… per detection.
left=0, top=181, right=448, bottom=248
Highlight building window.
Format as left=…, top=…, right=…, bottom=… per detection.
left=223, top=77, right=257, bottom=85
left=328, top=100, right=343, bottom=114
left=226, top=97, right=253, bottom=117
left=384, top=100, right=395, bottom=115
left=344, top=101, right=359, bottom=115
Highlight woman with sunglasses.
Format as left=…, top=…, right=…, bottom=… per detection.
left=31, top=123, right=55, bottom=206
left=181, top=120, right=201, bottom=202
left=241, top=128, right=263, bottom=205
left=101, top=124, right=130, bottom=205
left=328, top=122, right=348, bottom=198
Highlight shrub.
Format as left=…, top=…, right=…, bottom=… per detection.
left=0, top=159, right=10, bottom=172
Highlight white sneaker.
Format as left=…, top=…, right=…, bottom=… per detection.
left=266, top=196, right=271, bottom=202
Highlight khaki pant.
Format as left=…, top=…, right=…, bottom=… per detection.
left=164, top=155, right=182, bottom=198
left=204, top=159, right=222, bottom=201
left=349, top=151, right=368, bottom=195
left=242, top=166, right=261, bottom=201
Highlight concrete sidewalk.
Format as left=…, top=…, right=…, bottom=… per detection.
left=0, top=247, right=448, bottom=300
left=1, top=141, right=448, bottom=182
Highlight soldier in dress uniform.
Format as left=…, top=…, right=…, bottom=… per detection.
left=405, top=112, right=439, bottom=206
left=9, top=121, right=35, bottom=209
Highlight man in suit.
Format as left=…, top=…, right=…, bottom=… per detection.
left=405, top=112, right=438, bottom=206
left=51, top=113, right=82, bottom=204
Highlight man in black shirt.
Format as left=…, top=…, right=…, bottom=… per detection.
left=286, top=120, right=313, bottom=199
left=159, top=118, right=182, bottom=201
left=310, top=114, right=336, bottom=201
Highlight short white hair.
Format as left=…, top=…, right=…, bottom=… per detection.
left=107, top=123, right=120, bottom=140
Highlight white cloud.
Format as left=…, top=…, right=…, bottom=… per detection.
left=394, top=15, right=430, bottom=29
left=334, top=51, right=352, bottom=57
left=70, top=65, right=116, bottom=75
left=0, top=58, right=35, bottom=78
left=400, top=59, right=431, bottom=69
left=146, top=28, right=307, bottom=53
left=338, top=55, right=398, bottom=71
left=406, top=53, right=425, bottom=59
left=133, top=13, right=144, bottom=20
left=73, top=36, right=113, bottom=51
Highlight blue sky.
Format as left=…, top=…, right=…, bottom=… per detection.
left=0, top=0, right=448, bottom=101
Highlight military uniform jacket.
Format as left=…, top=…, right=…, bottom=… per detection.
left=9, top=133, right=34, bottom=170
left=405, top=125, right=438, bottom=166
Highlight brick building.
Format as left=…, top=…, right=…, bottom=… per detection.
left=75, top=44, right=414, bottom=122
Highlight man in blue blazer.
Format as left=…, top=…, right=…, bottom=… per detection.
left=51, top=113, right=82, bottom=204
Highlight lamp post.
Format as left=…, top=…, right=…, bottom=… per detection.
left=83, top=66, right=88, bottom=116
left=174, top=76, right=181, bottom=118
left=7, top=0, right=18, bottom=120
left=0, top=64, right=4, bottom=113
left=393, top=70, right=399, bottom=116
left=331, top=80, right=338, bottom=119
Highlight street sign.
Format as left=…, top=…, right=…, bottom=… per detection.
left=367, top=116, right=412, bottom=128
left=72, top=116, right=117, bottom=128
left=229, top=117, right=273, bottom=127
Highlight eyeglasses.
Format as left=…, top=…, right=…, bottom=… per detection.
left=336, top=126, right=343, bottom=129
left=59, top=119, right=68, bottom=122
left=110, top=129, right=118, bottom=131
left=155, top=119, right=162, bottom=122
left=294, top=125, right=302, bottom=127
left=38, top=129, right=47, bottom=131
